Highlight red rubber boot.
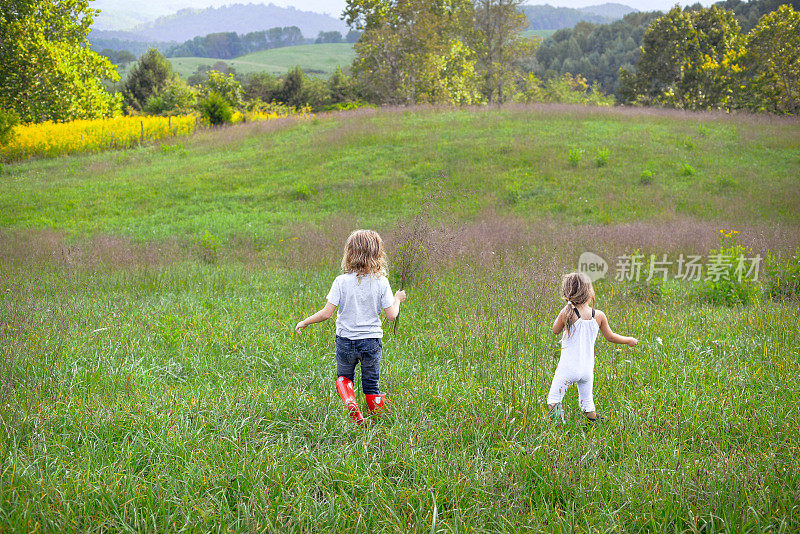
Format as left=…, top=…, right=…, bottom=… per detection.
left=365, top=394, right=386, bottom=415
left=335, top=376, right=364, bottom=425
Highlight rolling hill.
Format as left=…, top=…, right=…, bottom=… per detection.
left=166, top=43, right=356, bottom=78
left=521, top=3, right=636, bottom=30
left=578, top=2, right=637, bottom=18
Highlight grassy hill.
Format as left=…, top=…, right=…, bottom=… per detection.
left=167, top=43, right=355, bottom=78
left=2, top=106, right=800, bottom=531
left=3, top=106, right=798, bottom=237
left=521, top=28, right=557, bottom=40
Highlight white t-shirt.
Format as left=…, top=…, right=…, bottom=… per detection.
left=326, top=273, right=394, bottom=340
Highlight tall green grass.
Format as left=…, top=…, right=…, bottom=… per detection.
left=2, top=247, right=798, bottom=532
left=1, top=106, right=799, bottom=531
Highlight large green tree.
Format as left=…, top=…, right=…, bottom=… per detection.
left=0, top=0, right=121, bottom=122
left=345, top=0, right=483, bottom=104
left=472, top=0, right=533, bottom=103
left=620, top=6, right=743, bottom=110
left=744, top=5, right=800, bottom=114
left=121, top=49, right=173, bottom=112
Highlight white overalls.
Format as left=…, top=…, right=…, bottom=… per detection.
left=547, top=307, right=598, bottom=413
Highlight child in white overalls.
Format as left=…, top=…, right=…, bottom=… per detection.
left=547, top=272, right=637, bottom=421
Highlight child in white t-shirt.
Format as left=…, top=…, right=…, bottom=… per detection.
left=296, top=229, right=406, bottom=424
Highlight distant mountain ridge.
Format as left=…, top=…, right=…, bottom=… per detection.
left=521, top=3, right=636, bottom=30
left=578, top=3, right=637, bottom=19
left=93, top=3, right=347, bottom=43
left=91, top=0, right=209, bottom=30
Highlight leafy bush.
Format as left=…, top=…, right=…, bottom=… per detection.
left=568, top=147, right=583, bottom=167
left=291, top=181, right=315, bottom=200
left=161, top=143, right=188, bottom=156
left=0, top=109, right=19, bottom=147
left=595, top=148, right=610, bottom=168
left=680, top=163, right=696, bottom=176
left=515, top=73, right=615, bottom=106
left=122, top=49, right=173, bottom=112
left=504, top=180, right=522, bottom=204
left=766, top=251, right=800, bottom=301
left=639, top=170, right=654, bottom=185
left=279, top=66, right=308, bottom=109
left=700, top=231, right=760, bottom=306
left=144, top=80, right=196, bottom=116
left=198, top=93, right=233, bottom=126
left=200, top=71, right=243, bottom=108
left=196, top=231, right=221, bottom=264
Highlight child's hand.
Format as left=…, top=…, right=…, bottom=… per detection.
left=295, top=321, right=307, bottom=335
left=395, top=289, right=406, bottom=303
left=627, top=337, right=638, bottom=347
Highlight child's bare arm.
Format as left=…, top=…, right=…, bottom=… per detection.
left=384, top=290, right=406, bottom=321
left=552, top=305, right=569, bottom=334
left=295, top=303, right=336, bottom=335
left=597, top=311, right=637, bottom=346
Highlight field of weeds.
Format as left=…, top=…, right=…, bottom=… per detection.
left=1, top=105, right=799, bottom=532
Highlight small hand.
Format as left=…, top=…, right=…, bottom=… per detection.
left=627, top=337, right=638, bottom=347
left=295, top=321, right=307, bottom=335
left=395, top=289, right=407, bottom=303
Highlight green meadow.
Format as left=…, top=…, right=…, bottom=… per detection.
left=2, top=106, right=800, bottom=532
left=166, top=43, right=356, bottom=78
left=521, top=29, right=557, bottom=40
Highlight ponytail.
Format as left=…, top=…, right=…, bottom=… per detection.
left=560, top=273, right=595, bottom=338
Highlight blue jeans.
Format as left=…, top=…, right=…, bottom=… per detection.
left=335, top=336, right=382, bottom=395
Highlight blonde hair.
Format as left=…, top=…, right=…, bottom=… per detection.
left=561, top=272, right=596, bottom=337
left=341, top=229, right=388, bottom=277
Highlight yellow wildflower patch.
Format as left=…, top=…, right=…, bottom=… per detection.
left=2, top=115, right=198, bottom=162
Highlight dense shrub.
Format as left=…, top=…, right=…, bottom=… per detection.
left=122, top=49, right=173, bottom=112
left=243, top=73, right=281, bottom=103
left=197, top=93, right=233, bottom=126
left=0, top=109, right=19, bottom=147
left=144, top=80, right=197, bottom=115
left=199, top=71, right=243, bottom=108
left=291, top=181, right=315, bottom=200
left=700, top=231, right=760, bottom=306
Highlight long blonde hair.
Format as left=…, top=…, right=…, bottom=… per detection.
left=561, top=272, right=596, bottom=337
left=341, top=229, right=388, bottom=277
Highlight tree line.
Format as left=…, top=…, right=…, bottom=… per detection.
left=519, top=4, right=621, bottom=31
left=342, top=0, right=610, bottom=106
left=534, top=0, right=800, bottom=101
left=535, top=12, right=662, bottom=96
left=163, top=28, right=362, bottom=59
left=119, top=50, right=361, bottom=124
left=620, top=4, right=800, bottom=114
left=1, top=0, right=798, bottom=136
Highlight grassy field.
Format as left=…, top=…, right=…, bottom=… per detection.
left=2, top=106, right=800, bottom=532
left=166, top=43, right=356, bottom=79
left=521, top=29, right=557, bottom=40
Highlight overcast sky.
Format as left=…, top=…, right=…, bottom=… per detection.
left=124, top=0, right=717, bottom=19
